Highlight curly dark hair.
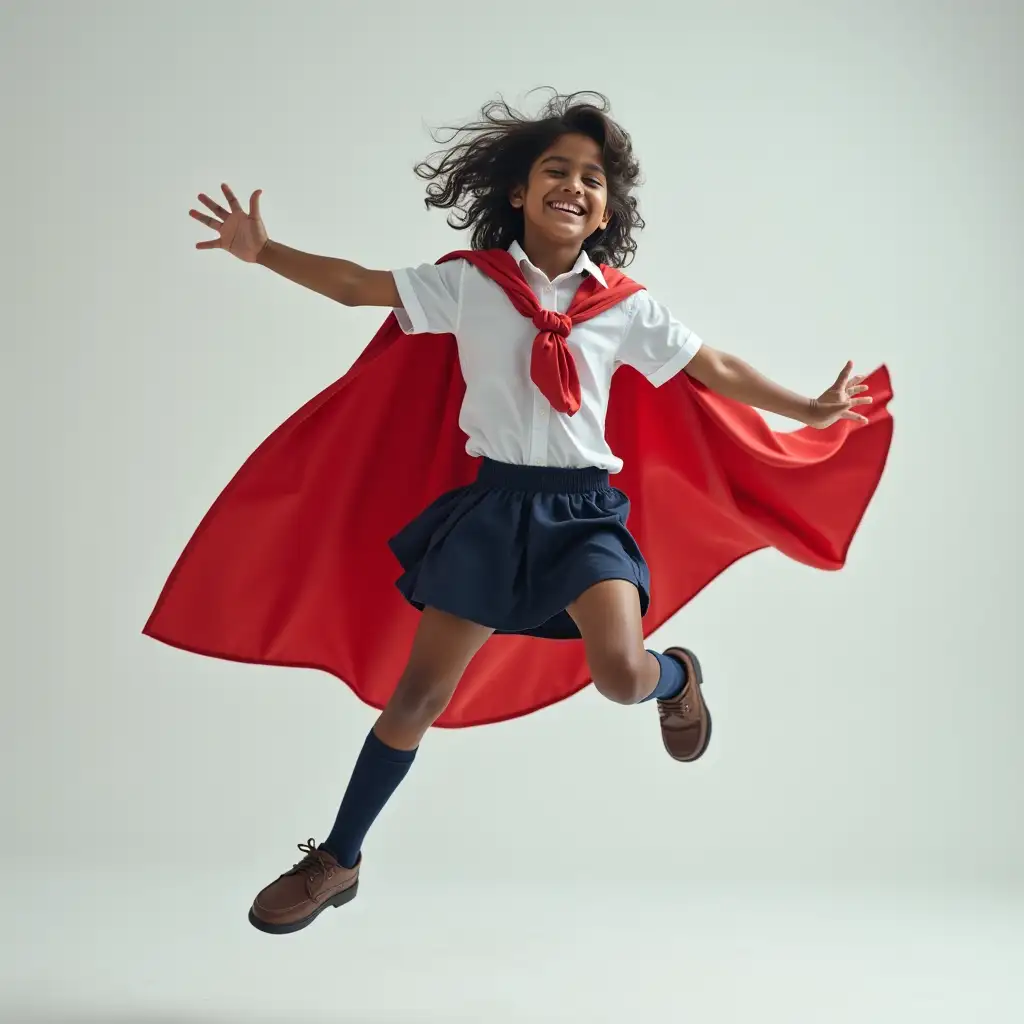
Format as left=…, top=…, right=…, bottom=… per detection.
left=414, top=90, right=644, bottom=268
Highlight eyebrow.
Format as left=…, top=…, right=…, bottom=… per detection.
left=540, top=155, right=606, bottom=176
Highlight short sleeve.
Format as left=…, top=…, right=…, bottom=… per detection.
left=391, top=260, right=466, bottom=335
left=618, top=290, right=703, bottom=386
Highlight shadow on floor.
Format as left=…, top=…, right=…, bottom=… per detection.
left=1, top=1008, right=411, bottom=1024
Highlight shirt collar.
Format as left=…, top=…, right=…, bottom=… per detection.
left=507, top=240, right=608, bottom=290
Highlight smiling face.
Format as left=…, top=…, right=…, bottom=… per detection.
left=511, top=132, right=612, bottom=259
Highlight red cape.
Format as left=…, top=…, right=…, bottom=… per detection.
left=143, top=251, right=894, bottom=728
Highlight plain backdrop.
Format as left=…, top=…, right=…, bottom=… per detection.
left=2, top=0, right=1022, bottom=1018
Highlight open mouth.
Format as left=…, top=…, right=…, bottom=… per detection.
left=548, top=200, right=586, bottom=218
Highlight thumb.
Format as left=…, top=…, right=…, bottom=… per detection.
left=833, top=360, right=853, bottom=389
left=249, top=189, right=263, bottom=219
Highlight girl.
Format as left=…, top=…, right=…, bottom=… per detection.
left=172, top=91, right=884, bottom=934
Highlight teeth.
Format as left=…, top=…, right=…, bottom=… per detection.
left=551, top=202, right=583, bottom=216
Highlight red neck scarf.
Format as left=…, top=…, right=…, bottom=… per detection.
left=439, top=249, right=643, bottom=416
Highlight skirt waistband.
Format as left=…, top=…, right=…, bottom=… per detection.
left=476, top=458, right=611, bottom=494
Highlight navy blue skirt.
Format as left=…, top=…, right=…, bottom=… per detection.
left=389, top=459, right=651, bottom=639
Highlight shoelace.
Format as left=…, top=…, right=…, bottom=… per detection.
left=657, top=693, right=692, bottom=721
left=290, top=839, right=335, bottom=883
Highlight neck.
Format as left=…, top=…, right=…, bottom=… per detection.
left=519, top=232, right=582, bottom=281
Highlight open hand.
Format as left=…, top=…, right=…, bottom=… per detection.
left=189, top=184, right=267, bottom=262
left=805, top=361, right=873, bottom=429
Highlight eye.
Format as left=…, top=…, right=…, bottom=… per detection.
left=584, top=178, right=603, bottom=188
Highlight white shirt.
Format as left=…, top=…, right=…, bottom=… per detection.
left=392, top=241, right=702, bottom=473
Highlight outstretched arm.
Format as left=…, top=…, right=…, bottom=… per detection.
left=189, top=183, right=399, bottom=308
left=685, top=346, right=872, bottom=429
left=257, top=241, right=399, bottom=308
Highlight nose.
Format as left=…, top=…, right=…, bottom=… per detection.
left=561, top=177, right=584, bottom=195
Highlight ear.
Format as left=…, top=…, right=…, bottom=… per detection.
left=509, top=184, right=525, bottom=209
left=598, top=206, right=612, bottom=231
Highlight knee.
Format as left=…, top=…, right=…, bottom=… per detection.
left=590, top=649, right=650, bottom=705
left=387, top=669, right=454, bottom=726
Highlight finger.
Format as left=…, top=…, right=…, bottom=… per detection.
left=848, top=384, right=870, bottom=395
left=849, top=396, right=873, bottom=407
left=850, top=374, right=867, bottom=385
left=841, top=410, right=870, bottom=424
left=833, top=360, right=854, bottom=389
left=189, top=209, right=221, bottom=230
left=222, top=182, right=242, bottom=212
left=198, top=192, right=230, bottom=219
left=196, top=239, right=222, bottom=250
left=249, top=188, right=262, bottom=219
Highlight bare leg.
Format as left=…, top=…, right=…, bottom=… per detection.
left=318, top=606, right=492, bottom=870
left=248, top=608, right=494, bottom=932
left=569, top=579, right=710, bottom=762
left=374, top=606, right=494, bottom=749
left=567, top=579, right=661, bottom=704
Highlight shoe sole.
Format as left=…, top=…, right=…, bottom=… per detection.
left=663, top=647, right=712, bottom=762
left=247, top=880, right=359, bottom=935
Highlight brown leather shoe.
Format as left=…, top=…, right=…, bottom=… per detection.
left=658, top=648, right=712, bottom=762
left=248, top=840, right=360, bottom=934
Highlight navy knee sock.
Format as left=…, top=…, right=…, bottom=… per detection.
left=641, top=650, right=687, bottom=703
left=322, top=730, right=417, bottom=869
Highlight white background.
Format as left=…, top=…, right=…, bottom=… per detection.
left=3, top=1, right=1021, bottom=1020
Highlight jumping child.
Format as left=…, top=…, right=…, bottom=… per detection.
left=153, top=90, right=890, bottom=934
